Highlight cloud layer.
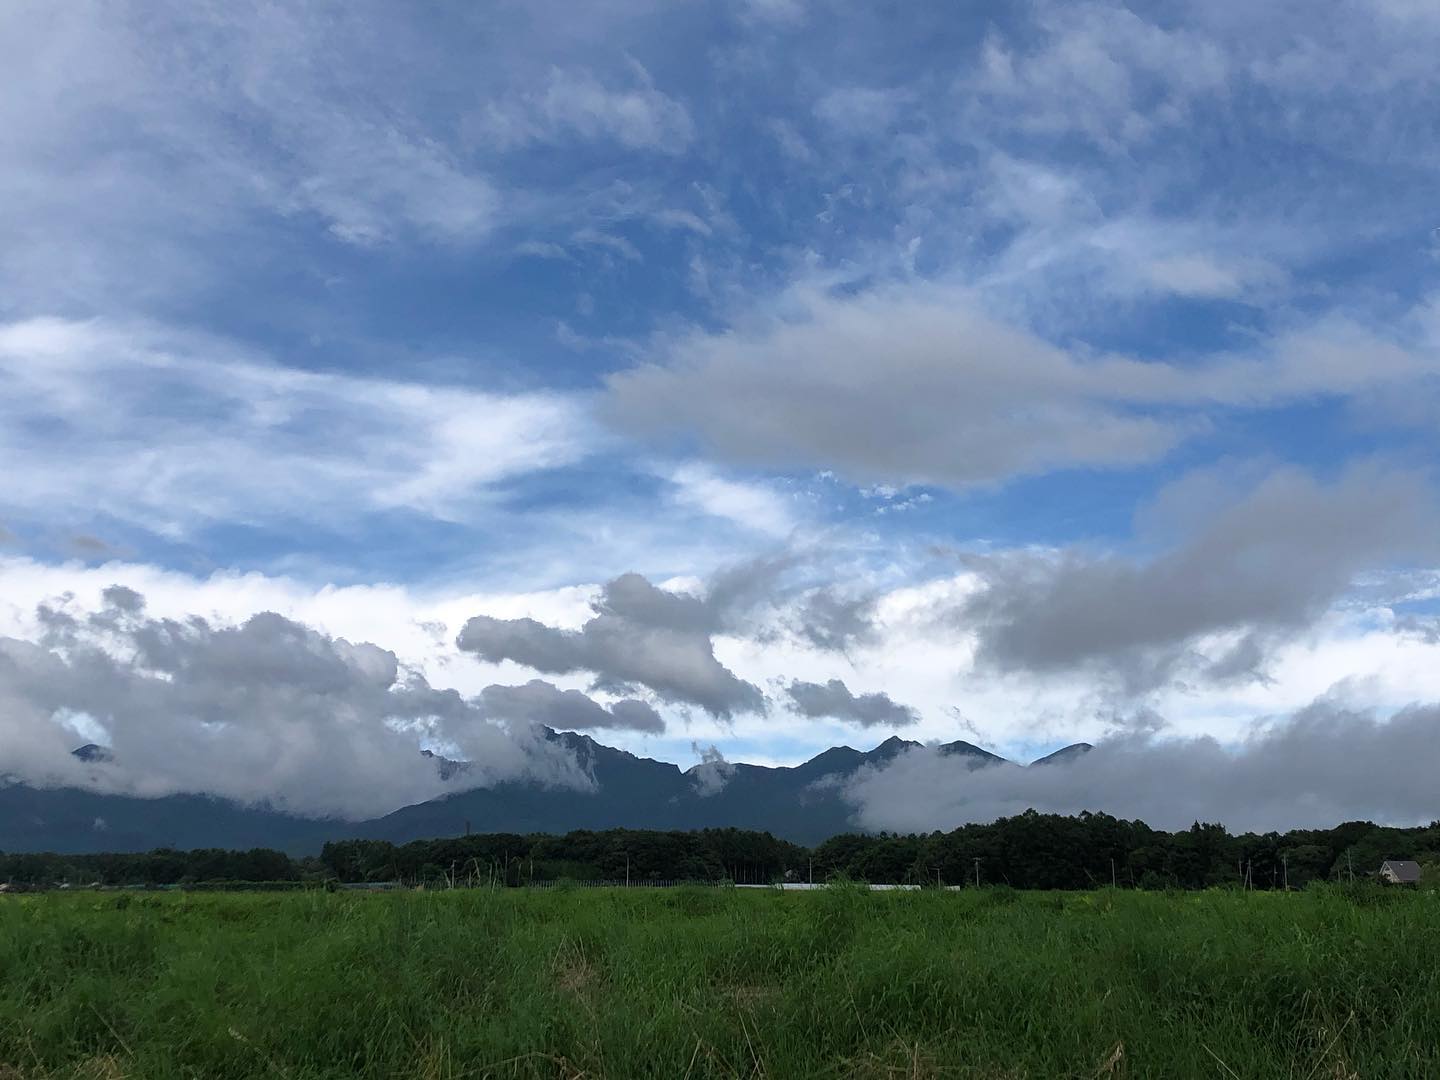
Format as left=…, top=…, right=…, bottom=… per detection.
left=845, top=699, right=1440, bottom=835
left=0, top=590, right=595, bottom=818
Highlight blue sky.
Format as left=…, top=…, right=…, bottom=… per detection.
left=4, top=0, right=1440, bottom=820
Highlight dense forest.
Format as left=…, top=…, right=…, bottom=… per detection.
left=4, top=811, right=1438, bottom=889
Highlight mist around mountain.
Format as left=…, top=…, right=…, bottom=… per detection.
left=0, top=730, right=1083, bottom=854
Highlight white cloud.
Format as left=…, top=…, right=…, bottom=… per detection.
left=479, top=66, right=694, bottom=154
left=283, top=124, right=498, bottom=247
left=0, top=318, right=591, bottom=534
left=1140, top=253, right=1282, bottom=299
left=665, top=464, right=799, bottom=538
left=573, top=227, right=644, bottom=261
left=968, top=4, right=1229, bottom=149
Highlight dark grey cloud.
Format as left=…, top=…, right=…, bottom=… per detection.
left=786, top=678, right=918, bottom=728
left=479, top=679, right=665, bottom=733
left=603, top=274, right=1440, bottom=495
left=959, top=466, right=1440, bottom=692
left=794, top=587, right=878, bottom=653
left=845, top=699, right=1440, bottom=834
left=457, top=570, right=767, bottom=717
left=604, top=291, right=1189, bottom=491
left=1396, top=616, right=1440, bottom=645
left=99, top=584, right=144, bottom=614
left=1, top=589, right=587, bottom=818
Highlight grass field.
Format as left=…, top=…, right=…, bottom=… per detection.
left=3, top=885, right=1438, bottom=1079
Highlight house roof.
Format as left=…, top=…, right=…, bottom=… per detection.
left=1381, top=860, right=1422, bottom=882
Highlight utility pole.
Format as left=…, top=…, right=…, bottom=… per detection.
left=973, top=858, right=981, bottom=889
left=626, top=854, right=630, bottom=888
left=1349, top=851, right=1355, bottom=884
left=808, top=857, right=813, bottom=886
left=934, top=867, right=942, bottom=889
left=1111, top=859, right=1116, bottom=888
left=1283, top=854, right=1289, bottom=892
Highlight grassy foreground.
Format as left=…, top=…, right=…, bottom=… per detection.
left=3, top=886, right=1438, bottom=1079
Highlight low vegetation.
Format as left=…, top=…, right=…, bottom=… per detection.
left=4, top=884, right=1439, bottom=1078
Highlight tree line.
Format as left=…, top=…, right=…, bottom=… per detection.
left=4, top=812, right=1438, bottom=889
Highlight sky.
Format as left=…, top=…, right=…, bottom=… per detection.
left=3, top=0, right=1440, bottom=829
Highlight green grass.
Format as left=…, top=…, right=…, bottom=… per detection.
left=3, top=885, right=1438, bottom=1078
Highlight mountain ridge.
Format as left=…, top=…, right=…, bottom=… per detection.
left=0, top=731, right=1092, bottom=854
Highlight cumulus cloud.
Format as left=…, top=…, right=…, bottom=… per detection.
left=457, top=571, right=767, bottom=718
left=0, top=590, right=588, bottom=819
left=845, top=699, right=1440, bottom=834
left=960, top=465, right=1440, bottom=692
left=479, top=678, right=665, bottom=733
left=0, top=318, right=588, bottom=534
left=786, top=678, right=918, bottom=728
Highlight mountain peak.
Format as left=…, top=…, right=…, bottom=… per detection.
left=935, top=739, right=1008, bottom=763
left=1030, top=743, right=1094, bottom=767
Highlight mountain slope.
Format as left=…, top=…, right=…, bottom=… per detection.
left=0, top=782, right=338, bottom=855
left=3, top=730, right=1047, bottom=852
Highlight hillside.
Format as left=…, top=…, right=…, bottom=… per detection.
left=1, top=731, right=1082, bottom=853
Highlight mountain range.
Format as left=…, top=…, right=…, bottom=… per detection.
left=0, top=732, right=1090, bottom=854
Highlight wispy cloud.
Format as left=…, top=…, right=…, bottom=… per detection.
left=0, top=318, right=590, bottom=533
left=477, top=65, right=694, bottom=154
